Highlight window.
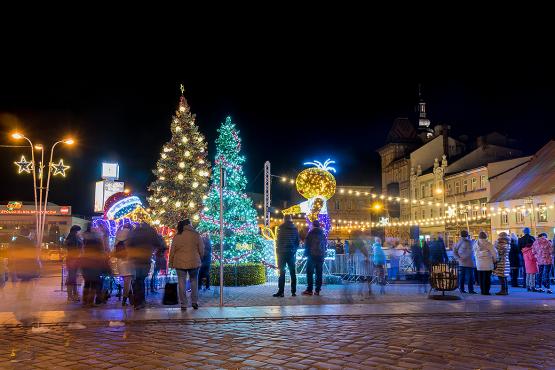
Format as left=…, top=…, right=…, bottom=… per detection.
left=447, top=183, right=452, bottom=195
left=430, top=208, right=433, bottom=218
left=420, top=185, right=425, bottom=199
left=334, top=200, right=340, bottom=210
left=414, top=211, right=418, bottom=220
left=501, top=213, right=508, bottom=225
left=455, top=181, right=460, bottom=194
left=537, top=203, right=548, bottom=223
left=516, top=209, right=524, bottom=223
left=463, top=179, right=469, bottom=192
left=421, top=209, right=425, bottom=219
left=480, top=175, right=487, bottom=189
left=347, top=200, right=353, bottom=210
left=471, top=177, right=477, bottom=191
left=472, top=209, right=478, bottom=219
left=481, top=203, right=487, bottom=217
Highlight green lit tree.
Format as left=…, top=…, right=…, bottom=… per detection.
left=148, top=88, right=211, bottom=228
left=198, top=116, right=262, bottom=262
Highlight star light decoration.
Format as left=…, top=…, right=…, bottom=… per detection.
left=51, top=159, right=70, bottom=177
left=14, top=155, right=33, bottom=174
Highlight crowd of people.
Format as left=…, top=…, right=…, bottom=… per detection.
left=4, top=218, right=554, bottom=311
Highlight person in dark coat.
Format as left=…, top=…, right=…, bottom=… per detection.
left=428, top=234, right=448, bottom=265
left=302, top=220, right=327, bottom=296
left=80, top=224, right=110, bottom=307
left=410, top=240, right=426, bottom=291
left=508, top=233, right=521, bottom=287
left=422, top=240, right=430, bottom=268
left=127, top=223, right=164, bottom=310
left=273, top=215, right=300, bottom=297
left=198, top=234, right=212, bottom=291
left=518, top=227, right=535, bottom=282
left=64, top=225, right=83, bottom=302
left=150, top=235, right=167, bottom=293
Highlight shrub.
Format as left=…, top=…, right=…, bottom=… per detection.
left=210, top=263, right=266, bottom=286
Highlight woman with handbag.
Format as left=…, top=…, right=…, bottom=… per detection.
left=168, top=219, right=204, bottom=310
left=473, top=231, right=498, bottom=295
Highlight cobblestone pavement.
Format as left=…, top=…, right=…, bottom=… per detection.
left=1, top=313, right=554, bottom=369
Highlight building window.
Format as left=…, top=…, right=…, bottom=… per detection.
left=421, top=209, right=425, bottom=219
left=414, top=211, right=418, bottom=220
left=501, top=213, right=509, bottom=225
left=455, top=181, right=460, bottom=194
left=430, top=208, right=433, bottom=218
left=447, top=183, right=452, bottom=195
left=420, top=185, right=425, bottom=199
left=480, top=175, right=487, bottom=189
left=347, top=200, right=353, bottom=210
left=516, top=209, right=524, bottom=224
left=334, top=200, right=340, bottom=210
left=463, top=180, right=469, bottom=192
left=538, top=203, right=548, bottom=223
left=472, top=209, right=478, bottom=219
left=471, top=177, right=477, bottom=191
left=481, top=203, right=487, bottom=217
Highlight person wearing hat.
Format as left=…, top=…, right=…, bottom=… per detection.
left=518, top=227, right=535, bottom=286
left=114, top=224, right=134, bottom=306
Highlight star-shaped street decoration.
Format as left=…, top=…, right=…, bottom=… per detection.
left=14, top=155, right=33, bottom=174
left=51, top=159, right=70, bottom=177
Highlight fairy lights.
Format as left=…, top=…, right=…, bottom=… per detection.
left=14, top=155, right=33, bottom=174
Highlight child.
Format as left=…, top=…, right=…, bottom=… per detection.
left=522, top=243, right=538, bottom=292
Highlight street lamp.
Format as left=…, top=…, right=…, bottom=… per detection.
left=40, top=138, right=74, bottom=247
left=11, top=132, right=74, bottom=247
left=11, top=132, right=40, bottom=247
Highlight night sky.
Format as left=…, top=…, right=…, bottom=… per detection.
left=1, top=31, right=554, bottom=216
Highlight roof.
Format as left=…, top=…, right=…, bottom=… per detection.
left=490, top=141, right=555, bottom=202
left=386, top=117, right=418, bottom=143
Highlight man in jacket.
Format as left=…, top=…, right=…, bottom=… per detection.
left=273, top=215, right=300, bottom=297
left=429, top=234, right=448, bottom=265
left=518, top=227, right=535, bottom=284
left=453, top=230, right=477, bottom=294
left=302, top=220, right=327, bottom=296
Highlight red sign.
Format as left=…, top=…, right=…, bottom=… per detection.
left=60, top=207, right=70, bottom=215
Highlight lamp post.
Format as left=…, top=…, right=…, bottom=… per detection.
left=11, top=133, right=74, bottom=247
left=11, top=133, right=40, bottom=247
left=40, top=139, right=74, bottom=247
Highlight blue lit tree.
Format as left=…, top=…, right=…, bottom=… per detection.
left=198, top=116, right=263, bottom=262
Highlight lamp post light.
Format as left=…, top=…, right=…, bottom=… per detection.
left=40, top=138, right=74, bottom=247
left=11, top=133, right=40, bottom=247
left=11, top=133, right=74, bottom=247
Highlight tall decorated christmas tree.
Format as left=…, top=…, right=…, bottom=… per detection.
left=148, top=86, right=211, bottom=228
left=199, top=116, right=262, bottom=262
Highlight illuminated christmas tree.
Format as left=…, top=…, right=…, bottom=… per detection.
left=148, top=86, right=211, bottom=228
left=199, top=116, right=262, bottom=262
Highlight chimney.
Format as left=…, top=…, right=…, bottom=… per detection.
left=442, top=124, right=449, bottom=159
